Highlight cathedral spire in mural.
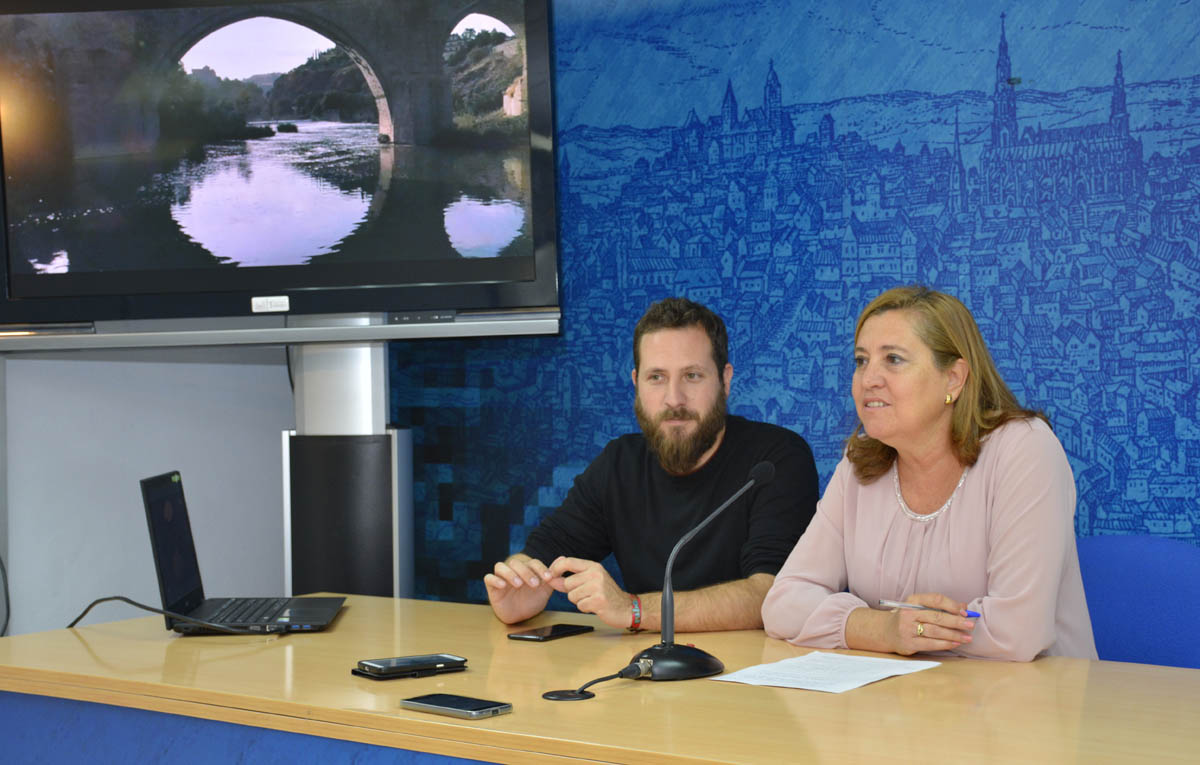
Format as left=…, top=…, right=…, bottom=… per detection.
left=991, top=13, right=1018, bottom=148
left=949, top=106, right=967, bottom=214
left=764, top=59, right=781, bottom=122
left=721, top=79, right=738, bottom=131
left=1111, top=50, right=1129, bottom=133
left=980, top=16, right=1144, bottom=206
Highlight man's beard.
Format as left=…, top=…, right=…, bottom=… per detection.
left=635, top=388, right=727, bottom=475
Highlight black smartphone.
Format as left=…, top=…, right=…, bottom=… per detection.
left=506, top=623, right=595, bottom=641
left=400, top=693, right=512, bottom=719
left=352, top=653, right=467, bottom=679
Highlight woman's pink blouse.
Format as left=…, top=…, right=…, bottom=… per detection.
left=762, top=418, right=1097, bottom=661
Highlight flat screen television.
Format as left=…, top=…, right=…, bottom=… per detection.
left=0, top=0, right=559, bottom=348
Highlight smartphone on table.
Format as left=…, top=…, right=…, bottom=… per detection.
left=400, top=693, right=512, bottom=719
left=506, top=623, right=594, bottom=641
left=352, top=653, right=467, bottom=679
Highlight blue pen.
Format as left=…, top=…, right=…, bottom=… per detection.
left=878, top=599, right=981, bottom=619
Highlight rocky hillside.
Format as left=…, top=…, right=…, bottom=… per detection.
left=447, top=36, right=523, bottom=117
left=266, top=47, right=375, bottom=122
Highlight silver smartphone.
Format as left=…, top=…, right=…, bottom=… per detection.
left=400, top=692, right=512, bottom=719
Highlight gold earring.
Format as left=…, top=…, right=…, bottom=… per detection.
left=945, top=393, right=953, bottom=405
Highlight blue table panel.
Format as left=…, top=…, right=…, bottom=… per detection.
left=1, top=690, right=497, bottom=764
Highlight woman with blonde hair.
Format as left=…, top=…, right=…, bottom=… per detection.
left=762, top=286, right=1096, bottom=660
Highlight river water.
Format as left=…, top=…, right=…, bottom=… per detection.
left=11, top=120, right=531, bottom=277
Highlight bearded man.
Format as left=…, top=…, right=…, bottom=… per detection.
left=484, top=297, right=819, bottom=632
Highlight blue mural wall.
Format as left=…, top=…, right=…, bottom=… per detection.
left=391, top=0, right=1200, bottom=603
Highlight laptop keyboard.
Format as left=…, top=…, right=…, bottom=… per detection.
left=210, top=597, right=289, bottom=624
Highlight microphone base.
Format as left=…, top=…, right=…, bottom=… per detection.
left=632, top=642, right=724, bottom=681
left=543, top=689, right=595, bottom=701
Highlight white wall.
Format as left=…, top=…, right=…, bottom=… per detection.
left=2, top=347, right=294, bottom=635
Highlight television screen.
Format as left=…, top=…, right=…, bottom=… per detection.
left=0, top=0, right=558, bottom=329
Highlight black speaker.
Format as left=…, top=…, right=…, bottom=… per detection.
left=287, top=434, right=395, bottom=597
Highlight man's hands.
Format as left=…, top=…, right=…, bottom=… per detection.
left=484, top=554, right=634, bottom=629
left=486, top=555, right=775, bottom=632
left=484, top=554, right=556, bottom=625
left=547, top=557, right=633, bottom=630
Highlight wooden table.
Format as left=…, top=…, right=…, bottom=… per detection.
left=1, top=594, right=1198, bottom=763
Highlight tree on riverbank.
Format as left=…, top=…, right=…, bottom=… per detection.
left=159, top=64, right=273, bottom=146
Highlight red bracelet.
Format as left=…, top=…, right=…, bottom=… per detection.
left=628, top=594, right=643, bottom=631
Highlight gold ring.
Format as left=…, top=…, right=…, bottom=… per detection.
left=916, top=622, right=925, bottom=637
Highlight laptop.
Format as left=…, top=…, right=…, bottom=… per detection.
left=141, top=470, right=344, bottom=635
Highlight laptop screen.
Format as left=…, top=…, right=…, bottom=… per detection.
left=141, top=472, right=205, bottom=615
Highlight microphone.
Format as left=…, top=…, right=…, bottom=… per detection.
left=630, top=460, right=776, bottom=681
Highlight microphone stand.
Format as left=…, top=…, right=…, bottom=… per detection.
left=630, top=471, right=767, bottom=681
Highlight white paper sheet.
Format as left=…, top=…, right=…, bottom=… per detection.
left=712, top=651, right=939, bottom=693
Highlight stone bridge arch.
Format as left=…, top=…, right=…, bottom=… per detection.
left=158, top=5, right=397, bottom=142
left=437, top=0, right=525, bottom=40
left=160, top=0, right=528, bottom=146
left=1, top=0, right=530, bottom=155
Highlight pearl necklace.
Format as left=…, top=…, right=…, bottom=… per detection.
left=894, top=464, right=968, bottom=523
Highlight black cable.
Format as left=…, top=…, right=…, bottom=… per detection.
left=285, top=342, right=295, bottom=392
left=573, top=659, right=653, bottom=694
left=574, top=671, right=623, bottom=694
left=282, top=313, right=295, bottom=392
left=67, top=595, right=283, bottom=636
left=0, top=552, right=9, bottom=637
